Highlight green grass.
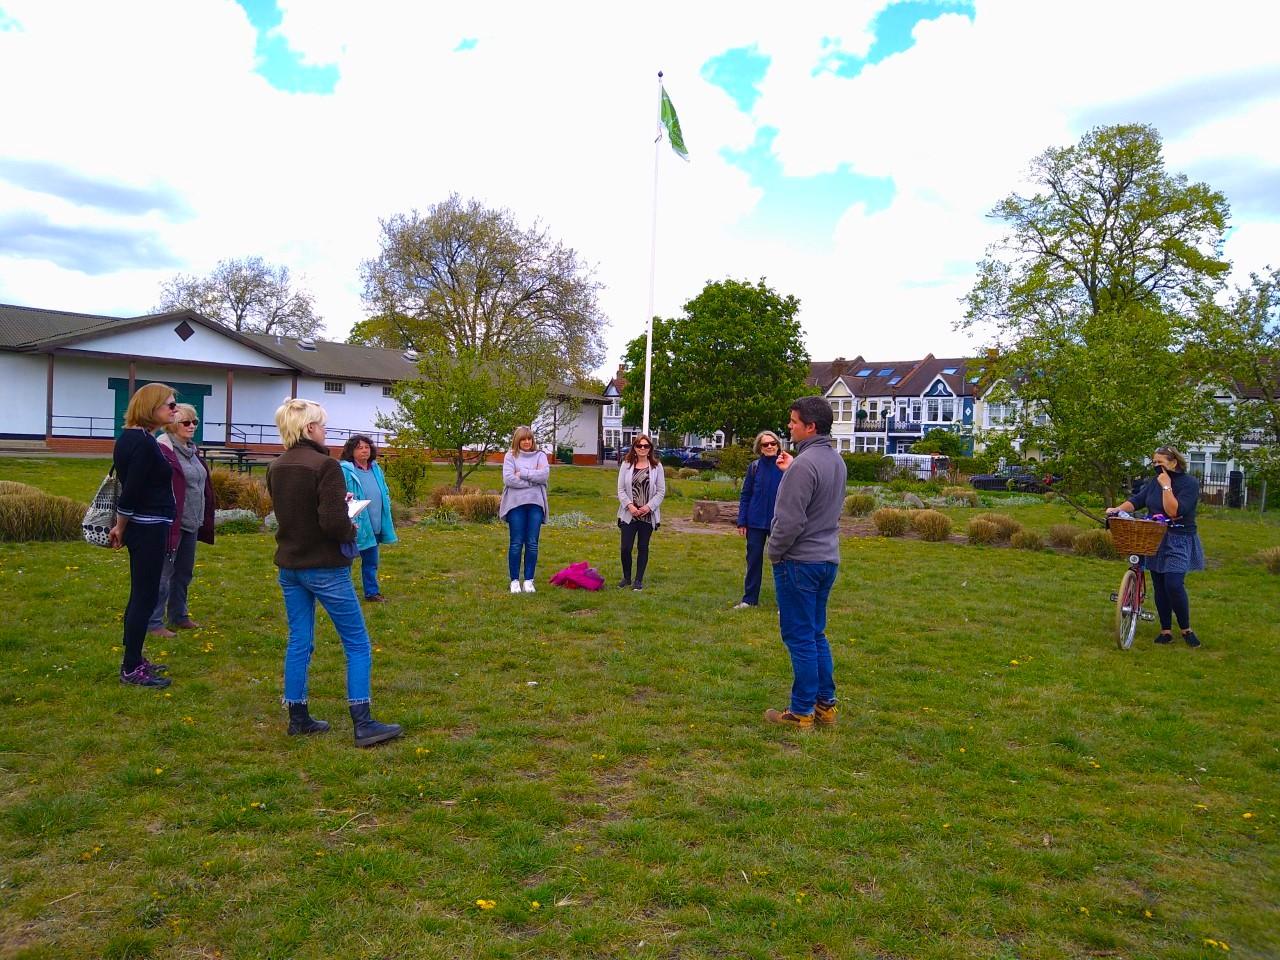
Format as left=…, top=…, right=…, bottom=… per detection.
left=0, top=458, right=1277, bottom=959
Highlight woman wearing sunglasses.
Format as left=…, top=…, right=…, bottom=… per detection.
left=616, top=434, right=665, bottom=590
left=147, top=404, right=216, bottom=639
left=110, top=383, right=180, bottom=688
left=734, top=430, right=785, bottom=609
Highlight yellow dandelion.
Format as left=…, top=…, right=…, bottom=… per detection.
left=1143, top=909, right=1153, bottom=919
left=573, top=844, right=584, bottom=853
left=1242, top=812, right=1254, bottom=819
left=475, top=899, right=496, bottom=910
left=529, top=900, right=541, bottom=910
left=1010, top=659, right=1019, bottom=666
left=154, top=767, right=164, bottom=775
left=959, top=747, right=966, bottom=753
left=1078, top=906, right=1089, bottom=915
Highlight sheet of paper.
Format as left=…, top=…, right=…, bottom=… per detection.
left=348, top=498, right=372, bottom=519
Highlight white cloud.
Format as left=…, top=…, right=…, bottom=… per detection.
left=0, top=0, right=1277, bottom=375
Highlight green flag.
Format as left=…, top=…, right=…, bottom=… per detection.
left=660, top=87, right=689, bottom=161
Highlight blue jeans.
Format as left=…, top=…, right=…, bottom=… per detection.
left=506, top=504, right=544, bottom=581
left=772, top=560, right=839, bottom=715
left=278, top=567, right=373, bottom=705
left=149, top=528, right=198, bottom=629
left=358, top=544, right=381, bottom=598
left=742, top=528, right=769, bottom=605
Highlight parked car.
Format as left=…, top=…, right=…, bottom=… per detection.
left=969, top=466, right=1059, bottom=493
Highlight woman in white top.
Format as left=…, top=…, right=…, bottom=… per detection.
left=615, top=434, right=666, bottom=591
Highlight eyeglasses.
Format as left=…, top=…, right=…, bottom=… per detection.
left=634, top=443, right=651, bottom=449
left=179, top=420, right=199, bottom=427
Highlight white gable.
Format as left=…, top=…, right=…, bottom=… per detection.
left=825, top=378, right=852, bottom=398
left=68, top=321, right=289, bottom=370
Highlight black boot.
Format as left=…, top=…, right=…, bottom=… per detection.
left=287, top=702, right=330, bottom=736
left=349, top=703, right=402, bottom=748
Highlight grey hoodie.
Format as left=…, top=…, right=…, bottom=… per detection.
left=767, top=434, right=846, bottom=564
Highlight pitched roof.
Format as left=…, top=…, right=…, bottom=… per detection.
left=240, top=332, right=420, bottom=382
left=0, top=302, right=128, bottom=349
left=811, top=354, right=977, bottom=398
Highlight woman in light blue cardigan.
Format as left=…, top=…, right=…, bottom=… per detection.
left=339, top=435, right=398, bottom=602
left=500, top=425, right=550, bottom=594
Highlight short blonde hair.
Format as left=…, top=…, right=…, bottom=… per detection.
left=124, top=383, right=175, bottom=430
left=163, top=403, right=198, bottom=435
left=510, top=425, right=535, bottom=453
left=275, top=398, right=326, bottom=449
left=753, top=430, right=782, bottom=455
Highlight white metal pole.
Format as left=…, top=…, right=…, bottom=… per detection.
left=642, top=72, right=663, bottom=438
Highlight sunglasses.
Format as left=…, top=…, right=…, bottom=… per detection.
left=164, top=401, right=178, bottom=410
left=633, top=443, right=651, bottom=449
left=179, top=419, right=199, bottom=427
left=760, top=441, right=779, bottom=447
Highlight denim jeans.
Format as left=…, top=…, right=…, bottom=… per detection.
left=772, top=559, right=838, bottom=715
left=358, top=544, right=381, bottom=598
left=741, top=528, right=769, bottom=605
left=506, top=504, right=544, bottom=581
left=122, top=521, right=170, bottom=671
left=278, top=566, right=373, bottom=705
left=149, top=528, right=198, bottom=629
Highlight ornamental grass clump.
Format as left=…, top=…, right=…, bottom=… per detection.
left=872, top=508, right=911, bottom=537
left=441, top=493, right=500, bottom=522
left=911, top=509, right=952, bottom=542
left=1048, top=523, right=1081, bottom=548
left=0, top=493, right=85, bottom=542
left=967, top=518, right=1000, bottom=545
left=1073, top=528, right=1118, bottom=560
left=973, top=512, right=1022, bottom=541
left=942, top=486, right=979, bottom=507
left=844, top=493, right=876, bottom=517
left=428, top=484, right=481, bottom=508
left=677, top=467, right=700, bottom=480
left=1258, top=546, right=1280, bottom=574
left=1011, top=529, right=1045, bottom=551
left=208, top=470, right=272, bottom=517
left=0, top=480, right=40, bottom=496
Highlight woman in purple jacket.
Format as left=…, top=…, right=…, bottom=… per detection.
left=734, top=430, right=785, bottom=609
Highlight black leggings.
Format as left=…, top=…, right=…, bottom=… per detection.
left=122, top=522, right=169, bottom=671
left=619, top=519, right=654, bottom=581
left=1150, top=570, right=1191, bottom=631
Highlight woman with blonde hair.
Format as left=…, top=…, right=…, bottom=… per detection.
left=616, top=433, right=665, bottom=591
left=148, top=403, right=215, bottom=638
left=734, top=430, right=785, bottom=609
left=499, top=425, right=550, bottom=593
left=266, top=398, right=402, bottom=746
left=110, top=382, right=179, bottom=688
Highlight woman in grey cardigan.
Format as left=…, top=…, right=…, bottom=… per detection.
left=499, top=426, right=550, bottom=593
left=616, top=434, right=666, bottom=591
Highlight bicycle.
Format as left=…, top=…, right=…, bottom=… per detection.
left=1105, top=516, right=1168, bottom=650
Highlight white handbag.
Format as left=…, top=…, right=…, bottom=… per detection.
left=81, top=469, right=120, bottom=547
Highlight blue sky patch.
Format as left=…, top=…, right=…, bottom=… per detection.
left=722, top=127, right=894, bottom=243
left=235, top=0, right=338, bottom=94
left=0, top=7, right=22, bottom=31
left=816, top=0, right=974, bottom=78
left=702, top=45, right=770, bottom=112
left=455, top=37, right=478, bottom=52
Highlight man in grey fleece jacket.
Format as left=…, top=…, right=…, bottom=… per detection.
left=764, top=395, right=846, bottom=729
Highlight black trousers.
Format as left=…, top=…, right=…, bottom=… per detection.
left=1150, top=570, right=1191, bottom=631
left=618, top=519, right=654, bottom=582
left=122, top=522, right=170, bottom=671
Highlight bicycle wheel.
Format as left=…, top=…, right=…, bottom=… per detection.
left=1114, top=568, right=1140, bottom=650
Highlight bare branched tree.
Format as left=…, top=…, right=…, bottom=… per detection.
left=158, top=256, right=322, bottom=339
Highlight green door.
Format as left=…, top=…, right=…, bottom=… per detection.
left=108, top=378, right=214, bottom=443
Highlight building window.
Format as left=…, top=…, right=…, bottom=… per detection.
left=926, top=398, right=940, bottom=421
left=911, top=399, right=922, bottom=421
left=324, top=381, right=345, bottom=394
left=854, top=436, right=885, bottom=453
left=604, top=400, right=621, bottom=418
left=382, top=385, right=394, bottom=398
left=830, top=398, right=853, bottom=421
left=940, top=399, right=955, bottom=422
left=987, top=402, right=1010, bottom=425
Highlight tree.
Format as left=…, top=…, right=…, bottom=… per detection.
left=716, top=444, right=755, bottom=491
left=377, top=340, right=546, bottom=490
left=960, top=124, right=1230, bottom=506
left=620, top=278, right=813, bottom=446
left=158, top=256, right=321, bottom=338
left=359, top=195, right=606, bottom=383
left=1212, top=267, right=1280, bottom=491
left=912, top=428, right=965, bottom=458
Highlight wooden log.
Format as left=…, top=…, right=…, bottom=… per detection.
left=692, top=500, right=739, bottom=524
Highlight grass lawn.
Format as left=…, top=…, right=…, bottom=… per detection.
left=0, top=457, right=1277, bottom=959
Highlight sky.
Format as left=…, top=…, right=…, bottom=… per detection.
left=1, top=0, right=1278, bottom=379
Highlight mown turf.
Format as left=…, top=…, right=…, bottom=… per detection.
left=0, top=458, right=1276, bottom=959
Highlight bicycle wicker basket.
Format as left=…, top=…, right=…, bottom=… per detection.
left=1108, top=517, right=1168, bottom=557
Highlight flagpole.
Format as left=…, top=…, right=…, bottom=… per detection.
left=642, top=71, right=663, bottom=439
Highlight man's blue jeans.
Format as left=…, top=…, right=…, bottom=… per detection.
left=772, top=559, right=838, bottom=715
left=506, top=504, right=544, bottom=581
left=358, top=544, right=380, bottom=598
left=278, top=567, right=372, bottom=705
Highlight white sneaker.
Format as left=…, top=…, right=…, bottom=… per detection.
left=732, top=601, right=755, bottom=610
left=510, top=579, right=522, bottom=594
left=522, top=579, right=536, bottom=594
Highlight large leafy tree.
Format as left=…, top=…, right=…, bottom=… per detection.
left=960, top=124, right=1231, bottom=505
left=620, top=278, right=813, bottom=446
left=358, top=194, right=606, bottom=384
left=378, top=340, right=546, bottom=490
left=157, top=256, right=321, bottom=338
left=1211, top=267, right=1280, bottom=492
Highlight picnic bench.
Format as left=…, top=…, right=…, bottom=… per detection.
left=199, top=445, right=278, bottom=474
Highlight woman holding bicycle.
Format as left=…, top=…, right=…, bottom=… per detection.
left=1106, top=445, right=1205, bottom=648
